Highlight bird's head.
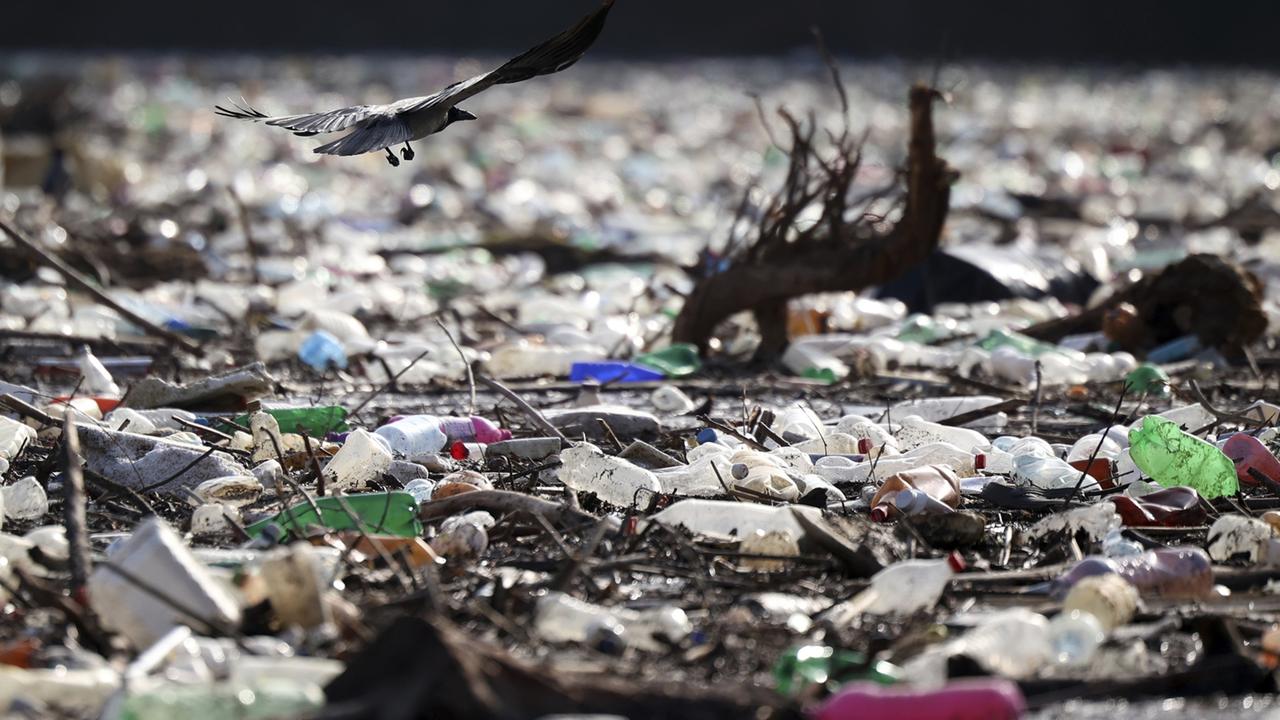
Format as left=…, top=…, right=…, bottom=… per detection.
left=447, top=107, right=477, bottom=125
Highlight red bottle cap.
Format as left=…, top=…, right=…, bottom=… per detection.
left=946, top=551, right=966, bottom=573
left=869, top=504, right=892, bottom=523
left=858, top=438, right=873, bottom=455
left=450, top=441, right=469, bottom=460
left=974, top=453, right=986, bottom=470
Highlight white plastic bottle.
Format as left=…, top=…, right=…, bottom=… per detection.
left=837, top=552, right=965, bottom=616
left=652, top=454, right=735, bottom=497
left=894, top=416, right=990, bottom=452
left=78, top=345, right=121, bottom=397
left=375, top=416, right=448, bottom=457
left=648, top=499, right=821, bottom=539
left=558, top=444, right=662, bottom=507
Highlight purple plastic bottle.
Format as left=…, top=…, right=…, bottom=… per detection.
left=437, top=416, right=513, bottom=444
left=1051, top=547, right=1214, bottom=600
left=815, top=678, right=1025, bottom=720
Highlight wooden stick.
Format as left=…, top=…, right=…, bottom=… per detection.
left=0, top=217, right=202, bottom=355
left=62, top=415, right=92, bottom=596
left=476, top=375, right=570, bottom=445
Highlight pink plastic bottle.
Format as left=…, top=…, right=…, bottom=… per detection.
left=815, top=678, right=1025, bottom=720
left=437, top=416, right=513, bottom=444
left=1223, top=433, right=1280, bottom=488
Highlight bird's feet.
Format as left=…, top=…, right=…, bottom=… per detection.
left=401, top=142, right=415, bottom=161
left=384, top=148, right=400, bottom=167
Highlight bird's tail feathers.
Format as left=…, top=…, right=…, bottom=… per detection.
left=213, top=98, right=271, bottom=122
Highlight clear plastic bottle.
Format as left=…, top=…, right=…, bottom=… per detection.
left=535, top=591, right=692, bottom=651
left=558, top=443, right=662, bottom=507
left=1051, top=547, right=1215, bottom=600
left=2, top=477, right=47, bottom=522
left=1014, top=454, right=1095, bottom=491
left=1048, top=610, right=1105, bottom=665
left=894, top=416, right=989, bottom=452
left=648, top=499, right=821, bottom=539
left=841, top=552, right=964, bottom=616
left=729, top=451, right=800, bottom=501
left=653, top=454, right=734, bottom=497
left=375, top=416, right=448, bottom=457
left=1101, top=528, right=1144, bottom=557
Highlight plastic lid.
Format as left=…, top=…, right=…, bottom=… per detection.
left=858, top=438, right=873, bottom=454
left=946, top=551, right=966, bottom=573
left=869, top=504, right=892, bottom=523
left=730, top=463, right=749, bottom=481
left=974, top=453, right=986, bottom=470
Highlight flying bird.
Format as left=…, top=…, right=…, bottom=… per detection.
left=215, top=1, right=615, bottom=166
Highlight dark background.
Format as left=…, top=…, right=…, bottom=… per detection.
left=4, top=1, right=1278, bottom=65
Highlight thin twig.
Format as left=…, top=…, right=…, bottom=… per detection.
left=476, top=375, right=569, bottom=445
left=435, top=317, right=477, bottom=416
left=62, top=415, right=92, bottom=596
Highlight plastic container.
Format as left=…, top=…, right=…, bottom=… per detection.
left=323, top=429, right=392, bottom=491
left=1129, top=415, right=1238, bottom=498
left=651, top=385, right=697, bottom=414
left=653, top=454, right=734, bottom=497
left=1063, top=573, right=1139, bottom=631
left=231, top=406, right=349, bottom=437
left=260, top=542, right=331, bottom=629
left=87, top=517, right=242, bottom=648
left=1014, top=454, right=1095, bottom=491
left=773, top=645, right=902, bottom=696
left=730, top=452, right=800, bottom=501
left=1051, top=547, right=1215, bottom=600
left=782, top=341, right=849, bottom=384
left=558, top=443, right=662, bottom=507
left=1207, top=514, right=1274, bottom=563
left=0, top=415, right=37, bottom=475
left=869, top=465, right=961, bottom=522
left=1108, top=486, right=1206, bottom=527
left=815, top=678, right=1024, bottom=720
left=2, top=476, right=47, bottom=521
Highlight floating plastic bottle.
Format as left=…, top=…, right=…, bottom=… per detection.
left=893, top=416, right=990, bottom=452
left=838, top=552, right=964, bottom=616
left=730, top=452, right=800, bottom=501
left=782, top=341, right=849, bottom=384
left=653, top=454, right=734, bottom=497
left=118, top=677, right=325, bottom=720
left=1223, top=433, right=1280, bottom=487
left=1128, top=415, right=1238, bottom=499
left=869, top=465, right=961, bottom=522
left=232, top=406, right=349, bottom=437
left=534, top=591, right=691, bottom=651
left=815, top=678, right=1024, bottom=720
left=1013, top=454, right=1096, bottom=491
left=437, top=415, right=512, bottom=444
left=246, top=491, right=423, bottom=539
left=773, top=645, right=902, bottom=696
left=297, top=329, right=348, bottom=371
left=1051, top=547, right=1214, bottom=600
left=1124, top=363, right=1170, bottom=396
left=558, top=443, right=662, bottom=507
left=376, top=415, right=448, bottom=457
left=648, top=499, right=821, bottom=539
left=633, top=343, right=701, bottom=377
left=1063, top=573, right=1139, bottom=631
left=1048, top=610, right=1106, bottom=665
left=1108, top=486, right=1205, bottom=527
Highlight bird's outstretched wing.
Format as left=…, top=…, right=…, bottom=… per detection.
left=313, top=115, right=414, bottom=156
left=402, top=0, right=616, bottom=115
left=214, top=99, right=381, bottom=137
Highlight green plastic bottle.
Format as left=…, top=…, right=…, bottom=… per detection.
left=976, top=329, right=1062, bottom=358
left=246, top=491, right=423, bottom=539
left=773, top=645, right=902, bottom=696
left=1128, top=415, right=1238, bottom=499
left=1124, top=364, right=1171, bottom=397
left=230, top=405, right=349, bottom=437
left=634, top=344, right=701, bottom=378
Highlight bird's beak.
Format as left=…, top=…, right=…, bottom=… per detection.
left=457, top=109, right=477, bottom=122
